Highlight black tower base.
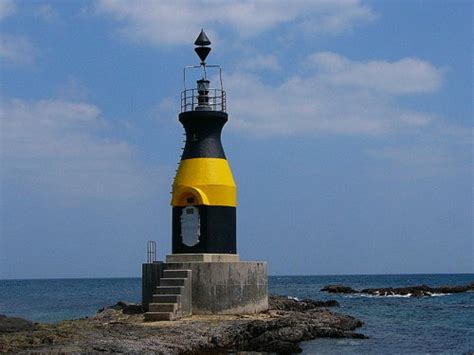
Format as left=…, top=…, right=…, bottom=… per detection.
left=172, top=206, right=236, bottom=254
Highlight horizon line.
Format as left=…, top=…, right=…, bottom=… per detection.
left=1, top=271, right=473, bottom=282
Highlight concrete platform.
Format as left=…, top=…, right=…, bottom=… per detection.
left=164, top=260, right=268, bottom=314
left=166, top=253, right=240, bottom=262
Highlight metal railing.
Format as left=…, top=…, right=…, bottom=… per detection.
left=146, top=240, right=156, bottom=263
left=181, top=88, right=226, bottom=113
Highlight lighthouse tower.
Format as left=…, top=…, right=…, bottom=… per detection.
left=171, top=30, right=236, bottom=255
left=142, top=31, right=267, bottom=320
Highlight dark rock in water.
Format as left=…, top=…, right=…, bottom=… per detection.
left=361, top=285, right=433, bottom=297
left=269, top=295, right=339, bottom=311
left=434, top=285, right=471, bottom=294
left=321, top=283, right=474, bottom=297
left=0, top=314, right=35, bottom=333
left=321, top=285, right=357, bottom=294
left=98, top=301, right=144, bottom=314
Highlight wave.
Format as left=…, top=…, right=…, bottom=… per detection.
left=351, top=293, right=413, bottom=298
left=345, top=292, right=450, bottom=298
left=336, top=339, right=362, bottom=346
left=427, top=292, right=450, bottom=297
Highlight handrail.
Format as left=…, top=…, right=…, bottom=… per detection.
left=181, top=88, right=226, bottom=113
left=146, top=241, right=156, bottom=263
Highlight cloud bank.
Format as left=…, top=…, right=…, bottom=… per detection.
left=224, top=52, right=443, bottom=136
left=95, top=0, right=376, bottom=46
left=1, top=98, right=161, bottom=203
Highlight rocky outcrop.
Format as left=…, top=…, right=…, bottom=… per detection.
left=98, top=301, right=144, bottom=314
left=269, top=295, right=339, bottom=310
left=0, top=295, right=365, bottom=353
left=322, top=283, right=474, bottom=297
left=0, top=315, right=35, bottom=333
left=320, top=285, right=358, bottom=294
left=207, top=305, right=365, bottom=353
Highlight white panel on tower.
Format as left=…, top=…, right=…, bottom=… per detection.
left=181, top=206, right=200, bottom=247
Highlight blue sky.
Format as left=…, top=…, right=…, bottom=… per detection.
left=1, top=0, right=472, bottom=279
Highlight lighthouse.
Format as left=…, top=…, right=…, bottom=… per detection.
left=171, top=30, right=236, bottom=255
left=142, top=30, right=267, bottom=321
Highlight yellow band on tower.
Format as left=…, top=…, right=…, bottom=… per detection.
left=171, top=158, right=237, bottom=207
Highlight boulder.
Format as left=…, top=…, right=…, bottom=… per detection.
left=0, top=314, right=35, bottom=333
left=98, top=301, right=144, bottom=314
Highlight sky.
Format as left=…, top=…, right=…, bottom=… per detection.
left=0, top=0, right=472, bottom=279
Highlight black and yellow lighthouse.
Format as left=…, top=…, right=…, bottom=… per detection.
left=171, top=30, right=236, bottom=254
left=142, top=31, right=267, bottom=317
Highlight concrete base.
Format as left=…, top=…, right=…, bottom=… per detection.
left=166, top=253, right=240, bottom=263
left=164, top=260, right=268, bottom=314
left=142, top=262, right=164, bottom=311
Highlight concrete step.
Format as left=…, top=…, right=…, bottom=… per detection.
left=153, top=294, right=181, bottom=303
left=160, top=278, right=186, bottom=287
left=163, top=269, right=192, bottom=279
left=155, top=286, right=184, bottom=295
left=144, top=312, right=174, bottom=322
left=148, top=303, right=178, bottom=313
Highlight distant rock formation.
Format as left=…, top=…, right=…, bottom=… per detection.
left=321, top=285, right=358, bottom=294
left=321, top=283, right=474, bottom=297
left=269, top=295, right=340, bottom=310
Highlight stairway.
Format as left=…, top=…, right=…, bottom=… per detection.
left=144, top=269, right=192, bottom=321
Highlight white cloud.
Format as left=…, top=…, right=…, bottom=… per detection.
left=95, top=0, right=376, bottom=46
left=0, top=2, right=37, bottom=66
left=306, top=52, right=443, bottom=94
left=1, top=98, right=162, bottom=202
left=0, top=0, right=16, bottom=20
left=221, top=52, right=443, bottom=136
left=0, top=33, right=35, bottom=65
left=299, top=0, right=376, bottom=34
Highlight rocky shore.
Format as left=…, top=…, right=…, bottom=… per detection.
left=321, top=283, right=474, bottom=297
left=0, top=295, right=365, bottom=353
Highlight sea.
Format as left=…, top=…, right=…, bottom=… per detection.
left=0, top=273, right=472, bottom=354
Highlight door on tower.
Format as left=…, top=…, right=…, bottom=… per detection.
left=180, top=205, right=200, bottom=247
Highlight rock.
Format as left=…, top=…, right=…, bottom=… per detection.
left=269, top=295, right=339, bottom=311
left=0, top=314, right=35, bottom=333
left=208, top=307, right=366, bottom=353
left=122, top=304, right=144, bottom=314
left=361, top=285, right=434, bottom=297
left=98, top=301, right=144, bottom=314
left=321, top=283, right=474, bottom=297
left=321, top=285, right=357, bottom=294
left=433, top=285, right=471, bottom=294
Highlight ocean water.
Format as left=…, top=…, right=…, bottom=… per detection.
left=0, top=274, right=472, bottom=354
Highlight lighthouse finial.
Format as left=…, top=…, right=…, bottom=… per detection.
left=194, top=29, right=211, bottom=65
